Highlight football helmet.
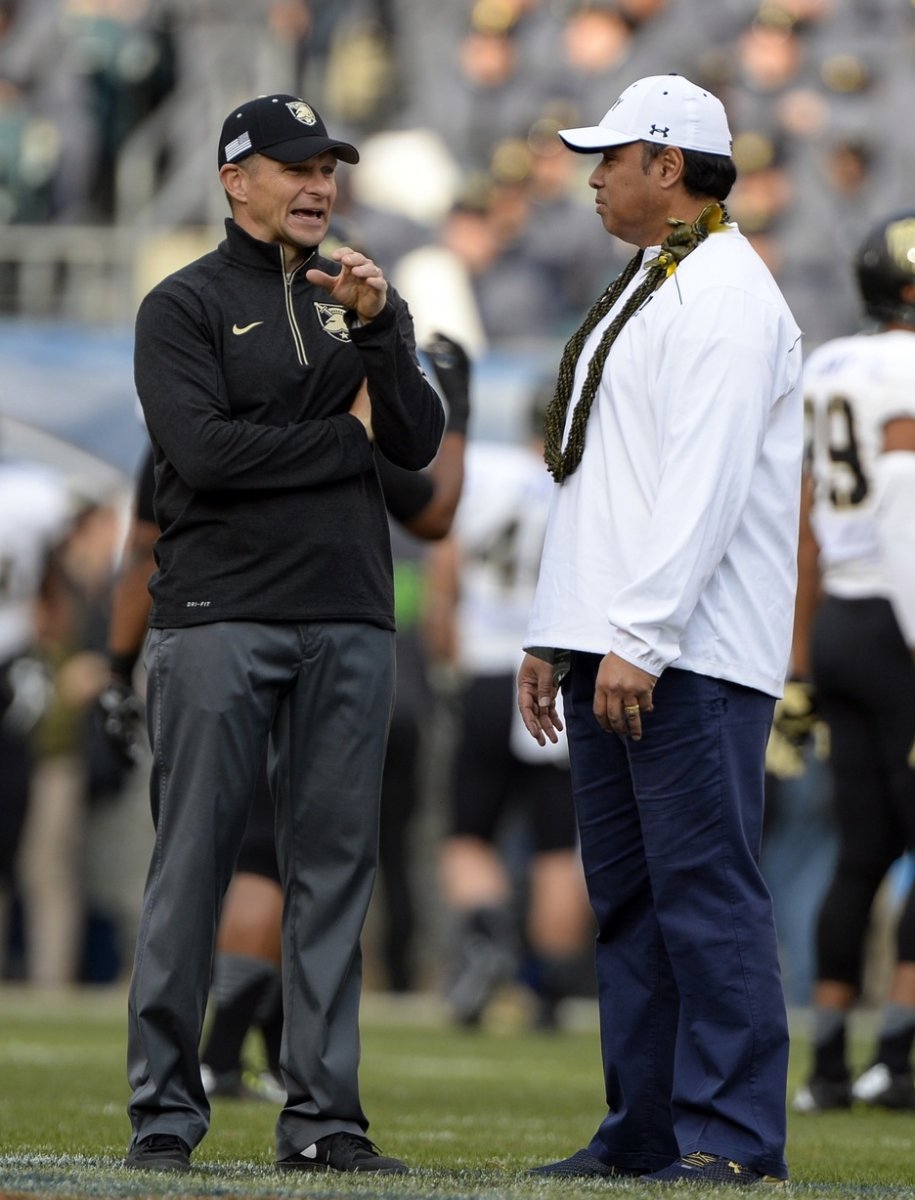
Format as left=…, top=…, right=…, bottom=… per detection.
left=854, top=209, right=915, bottom=325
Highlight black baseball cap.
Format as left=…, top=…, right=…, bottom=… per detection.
left=218, top=95, right=359, bottom=169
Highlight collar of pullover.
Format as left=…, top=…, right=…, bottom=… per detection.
left=221, top=218, right=319, bottom=274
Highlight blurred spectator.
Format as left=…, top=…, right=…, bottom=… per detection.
left=552, top=2, right=635, bottom=119
left=549, top=0, right=713, bottom=118
left=487, top=109, right=630, bottom=323
left=427, top=388, right=593, bottom=1029
left=0, top=0, right=90, bottom=222
left=123, top=0, right=315, bottom=224
left=392, top=185, right=493, bottom=355
left=726, top=128, right=794, bottom=275
left=399, top=0, right=553, bottom=173
left=318, top=0, right=401, bottom=131
left=373, top=333, right=474, bottom=995
left=16, top=498, right=123, bottom=985
left=60, top=0, right=176, bottom=219
left=785, top=127, right=884, bottom=346
left=0, top=444, right=74, bottom=978
left=394, top=146, right=626, bottom=348
left=701, top=5, right=825, bottom=196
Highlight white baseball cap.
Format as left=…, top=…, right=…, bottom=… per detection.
left=559, top=74, right=732, bottom=157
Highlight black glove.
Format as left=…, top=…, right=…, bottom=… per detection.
left=425, top=331, right=471, bottom=435
left=95, top=678, right=147, bottom=767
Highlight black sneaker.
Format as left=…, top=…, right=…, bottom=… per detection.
left=529, top=1148, right=642, bottom=1178
left=792, top=1075, right=852, bottom=1113
left=852, top=1062, right=915, bottom=1109
left=277, top=1131, right=409, bottom=1174
left=125, top=1134, right=191, bottom=1173
left=644, top=1151, right=786, bottom=1187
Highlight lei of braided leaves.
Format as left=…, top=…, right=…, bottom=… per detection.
left=543, top=202, right=729, bottom=483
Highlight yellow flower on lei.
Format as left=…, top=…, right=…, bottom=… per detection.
left=645, top=202, right=732, bottom=277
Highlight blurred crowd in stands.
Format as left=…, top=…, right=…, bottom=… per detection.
left=1, top=0, right=914, bottom=347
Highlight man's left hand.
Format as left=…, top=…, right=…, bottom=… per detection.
left=306, top=246, right=387, bottom=322
left=518, top=653, right=564, bottom=746
left=594, top=652, right=656, bottom=740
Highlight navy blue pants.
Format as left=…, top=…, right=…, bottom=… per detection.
left=564, top=656, right=788, bottom=1179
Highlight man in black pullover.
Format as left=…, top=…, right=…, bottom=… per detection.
left=124, top=94, right=444, bottom=1177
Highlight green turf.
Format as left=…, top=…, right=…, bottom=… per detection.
left=1, top=986, right=914, bottom=1199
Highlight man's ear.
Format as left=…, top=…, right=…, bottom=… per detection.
left=219, top=162, right=248, bottom=206
left=655, top=145, right=685, bottom=190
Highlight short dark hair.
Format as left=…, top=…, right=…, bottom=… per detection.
left=640, top=141, right=737, bottom=201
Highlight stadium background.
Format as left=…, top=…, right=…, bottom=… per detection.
left=3, top=0, right=915, bottom=435
left=1, top=0, right=913, bottom=997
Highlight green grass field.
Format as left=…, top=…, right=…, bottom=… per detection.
left=1, top=986, right=914, bottom=1199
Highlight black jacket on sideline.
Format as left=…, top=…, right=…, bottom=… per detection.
left=134, top=219, right=445, bottom=631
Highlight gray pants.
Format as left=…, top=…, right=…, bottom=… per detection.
left=126, top=620, right=395, bottom=1157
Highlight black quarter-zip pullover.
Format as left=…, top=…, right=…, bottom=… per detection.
left=134, top=219, right=445, bottom=629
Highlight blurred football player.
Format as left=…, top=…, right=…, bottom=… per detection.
left=792, top=210, right=915, bottom=1113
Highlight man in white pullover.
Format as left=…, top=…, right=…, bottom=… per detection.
left=517, top=74, right=802, bottom=1186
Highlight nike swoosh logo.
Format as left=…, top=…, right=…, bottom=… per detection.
left=232, top=321, right=264, bottom=335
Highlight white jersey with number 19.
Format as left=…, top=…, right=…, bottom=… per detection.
left=804, top=328, right=915, bottom=600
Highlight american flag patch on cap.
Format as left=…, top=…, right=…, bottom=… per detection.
left=224, top=131, right=253, bottom=161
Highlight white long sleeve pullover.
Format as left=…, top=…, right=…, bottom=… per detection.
left=525, top=226, right=803, bottom=698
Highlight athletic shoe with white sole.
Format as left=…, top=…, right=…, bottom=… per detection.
left=791, top=1076, right=851, bottom=1113
left=125, top=1134, right=191, bottom=1173
left=200, top=1063, right=285, bottom=1103
left=644, top=1151, right=787, bottom=1187
left=276, top=1131, right=409, bottom=1174
left=851, top=1062, right=915, bottom=1109
left=244, top=1068, right=286, bottom=1104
